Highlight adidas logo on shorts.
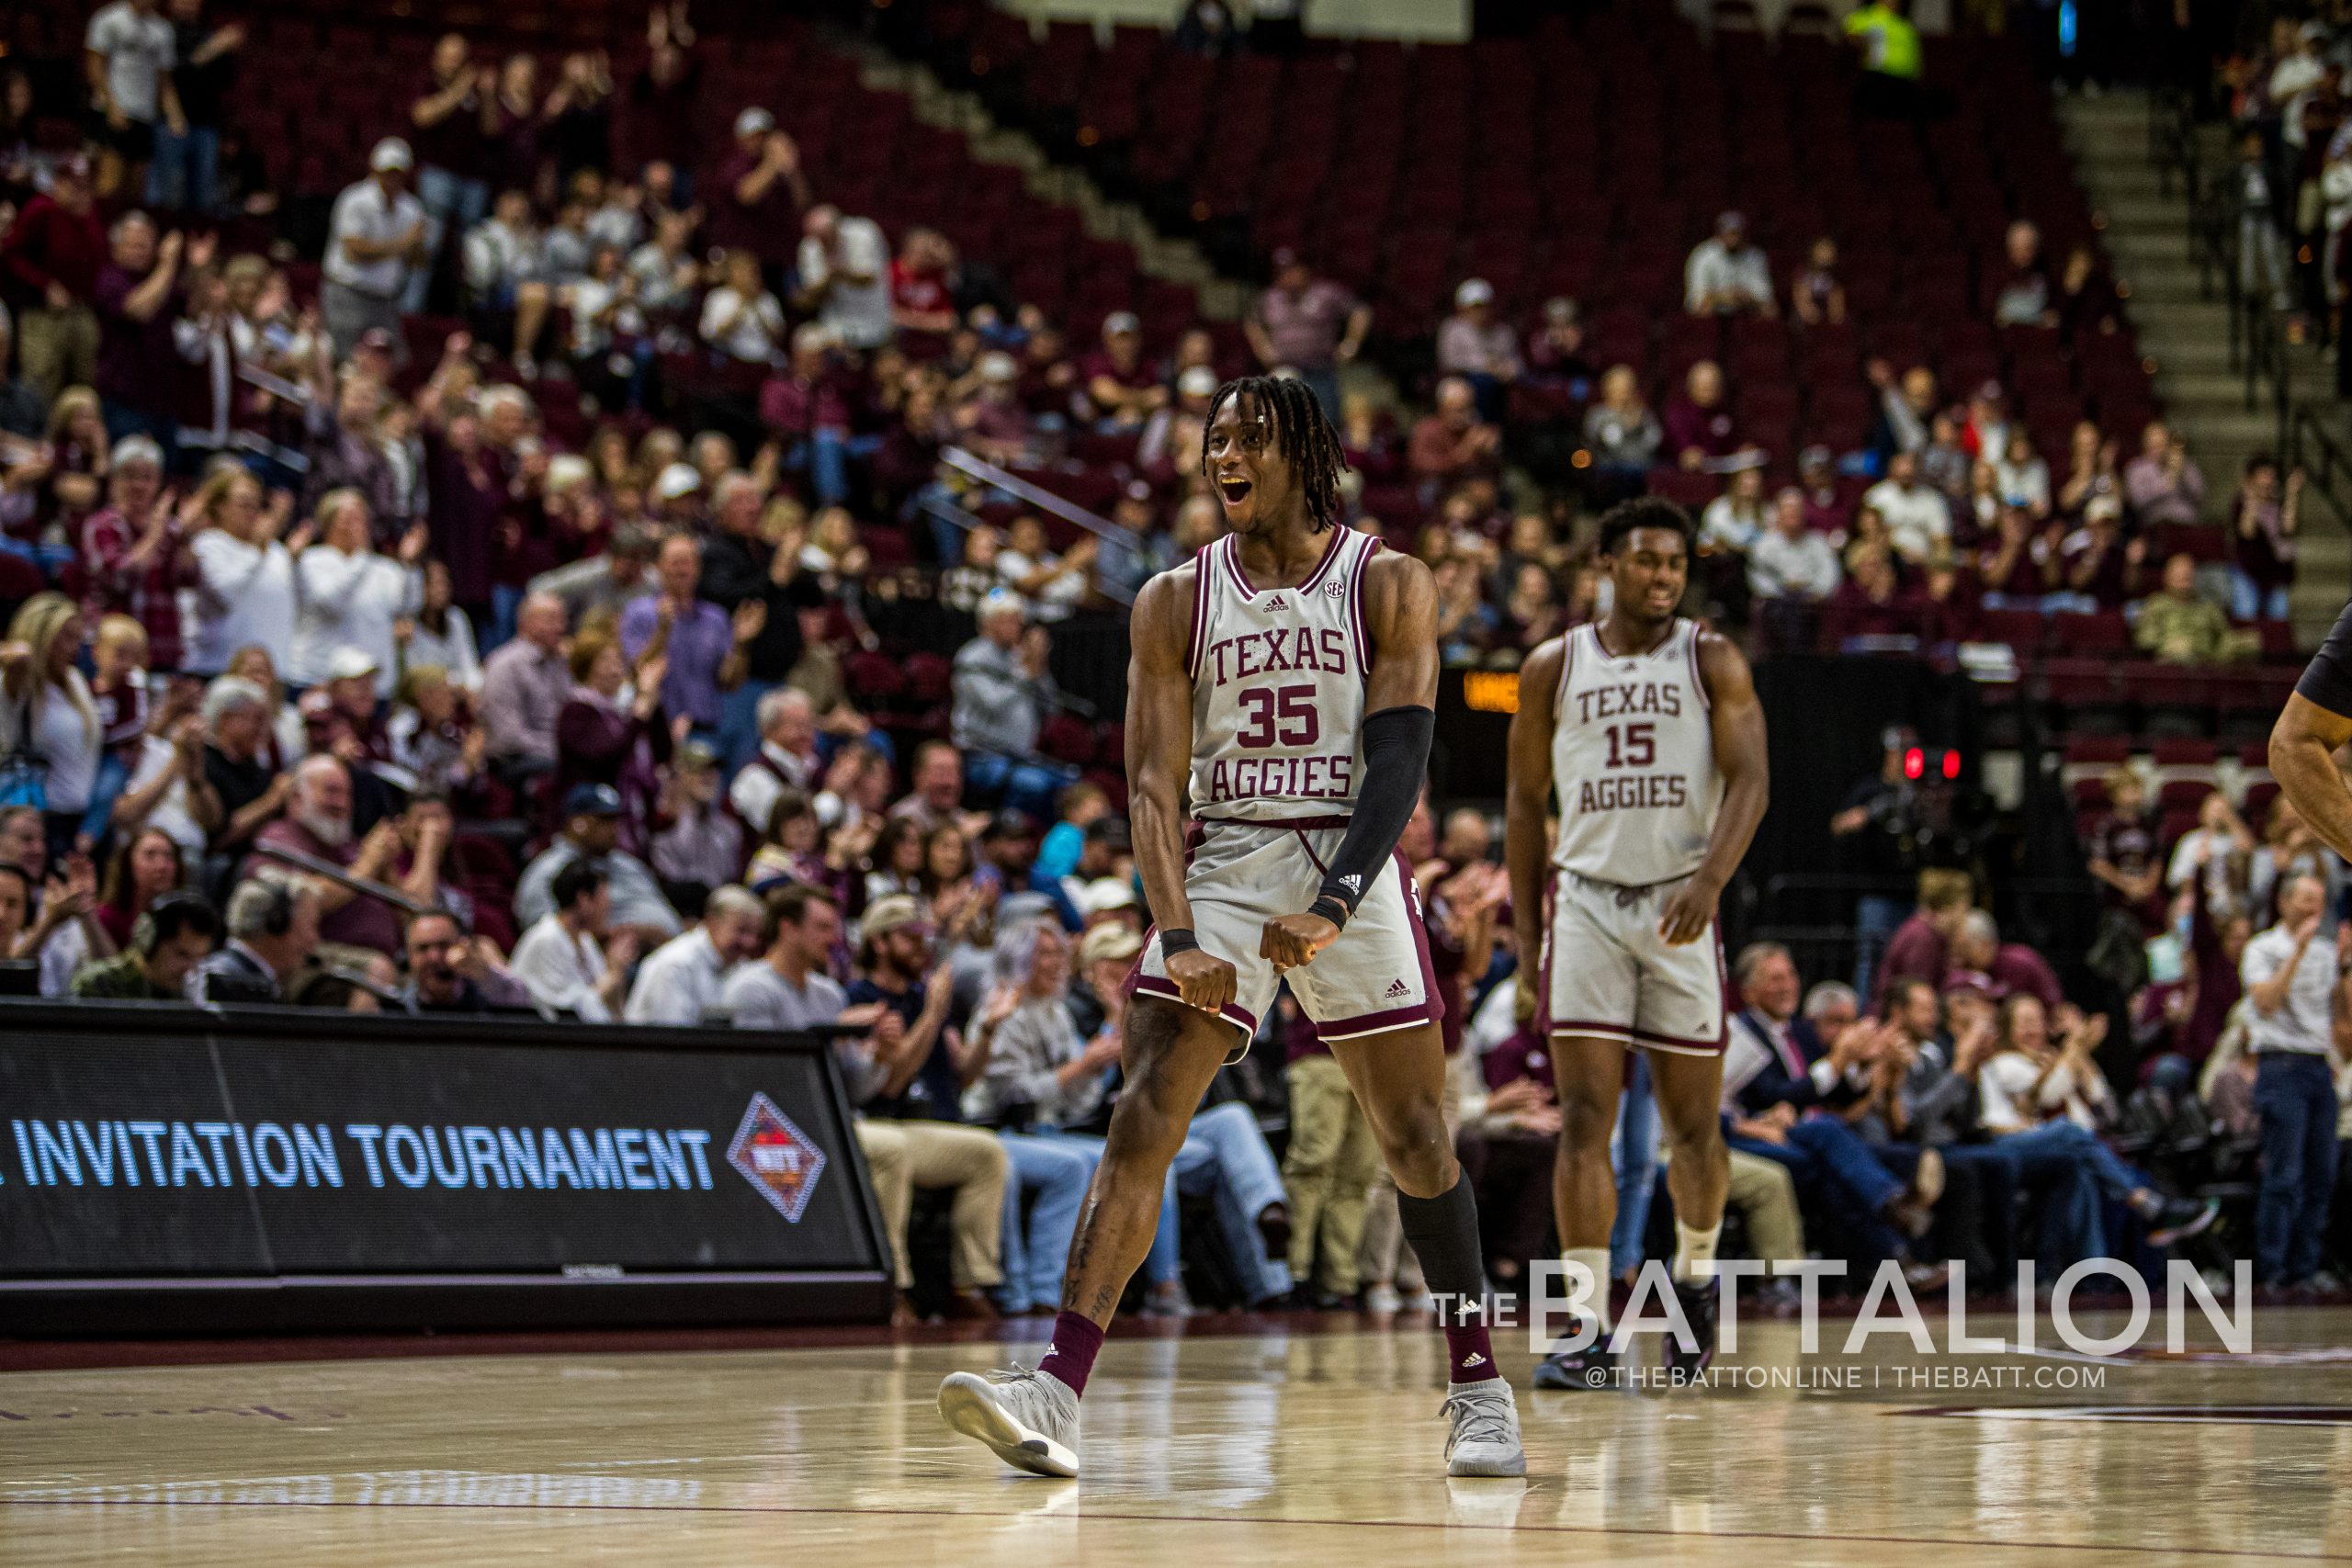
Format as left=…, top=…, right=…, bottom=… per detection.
left=1385, top=978, right=1410, bottom=999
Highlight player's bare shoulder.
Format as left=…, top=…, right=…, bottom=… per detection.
left=1359, top=543, right=1438, bottom=638
left=1129, top=557, right=1200, bottom=670
left=1690, top=623, right=1758, bottom=704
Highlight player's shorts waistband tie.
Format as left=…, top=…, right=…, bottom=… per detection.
left=1565, top=869, right=1690, bottom=908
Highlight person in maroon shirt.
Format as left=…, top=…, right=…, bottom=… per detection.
left=1016, top=322, right=1080, bottom=419
left=1974, top=503, right=2059, bottom=606
left=1819, top=542, right=1920, bottom=646
left=244, top=754, right=406, bottom=957
left=2, top=157, right=106, bottom=403
left=889, top=227, right=958, bottom=355
left=1080, top=311, right=1166, bottom=434
left=79, top=435, right=195, bottom=671
left=2054, top=494, right=2145, bottom=611
left=706, top=107, right=808, bottom=279
left=1661, top=358, right=1744, bottom=470
left=623, top=2, right=703, bottom=201
left=1949, top=908, right=2064, bottom=1012
left=94, top=213, right=207, bottom=455
left=1869, top=866, right=1975, bottom=1012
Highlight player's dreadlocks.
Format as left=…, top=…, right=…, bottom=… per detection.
left=1199, top=375, right=1351, bottom=532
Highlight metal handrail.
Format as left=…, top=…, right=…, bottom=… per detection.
left=934, top=444, right=1139, bottom=606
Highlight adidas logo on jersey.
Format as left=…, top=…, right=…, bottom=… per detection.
left=1262, top=594, right=1287, bottom=611
left=1385, top=978, right=1411, bottom=998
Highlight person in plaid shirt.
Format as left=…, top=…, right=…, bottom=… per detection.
left=78, top=435, right=197, bottom=673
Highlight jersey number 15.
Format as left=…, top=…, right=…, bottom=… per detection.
left=1604, top=722, right=1655, bottom=769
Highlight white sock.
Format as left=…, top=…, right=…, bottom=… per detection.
left=1674, top=1222, right=1723, bottom=1282
left=1565, top=1247, right=1613, bottom=1329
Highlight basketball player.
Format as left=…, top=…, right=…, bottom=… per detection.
left=1501, top=496, right=1770, bottom=1385
left=938, top=377, right=1524, bottom=1479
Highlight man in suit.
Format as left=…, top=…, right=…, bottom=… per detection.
left=191, top=874, right=319, bottom=1003
left=1723, top=943, right=1939, bottom=1273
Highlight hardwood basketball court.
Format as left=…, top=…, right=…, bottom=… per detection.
left=3, top=1309, right=2347, bottom=1565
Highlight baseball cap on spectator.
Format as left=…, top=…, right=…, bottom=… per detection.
left=978, top=587, right=1025, bottom=622
left=982, top=808, right=1035, bottom=843
left=563, top=783, right=625, bottom=818
left=1103, top=311, right=1141, bottom=335
left=547, top=454, right=594, bottom=494
left=1078, top=922, right=1143, bottom=967
left=997, top=891, right=1057, bottom=930
left=1077, top=879, right=1137, bottom=919
left=1454, top=278, right=1494, bottom=309
left=326, top=646, right=380, bottom=682
left=2085, top=492, right=2123, bottom=524
left=113, top=434, right=164, bottom=471
left=652, top=462, right=702, bottom=502
left=735, top=107, right=775, bottom=139
left=1799, top=444, right=1835, bottom=474
left=1178, top=366, right=1217, bottom=398
left=676, top=737, right=720, bottom=772
left=863, top=894, right=931, bottom=942
left=369, top=137, right=414, bottom=174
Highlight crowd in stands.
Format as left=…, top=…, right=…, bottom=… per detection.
left=0, top=0, right=2344, bottom=1313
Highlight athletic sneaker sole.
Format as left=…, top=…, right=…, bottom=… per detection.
left=1447, top=1448, right=1529, bottom=1478
left=937, top=1373, right=1080, bottom=1478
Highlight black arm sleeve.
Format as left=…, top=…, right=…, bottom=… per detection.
left=1317, top=705, right=1434, bottom=918
left=2296, top=599, right=2352, bottom=718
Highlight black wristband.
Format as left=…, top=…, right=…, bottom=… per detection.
left=1159, top=928, right=1200, bottom=957
left=1307, top=896, right=1351, bottom=931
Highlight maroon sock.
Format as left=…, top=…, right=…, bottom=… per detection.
left=1443, top=1311, right=1498, bottom=1383
left=1037, top=1311, right=1106, bottom=1398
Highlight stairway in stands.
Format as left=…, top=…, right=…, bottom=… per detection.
left=2059, top=89, right=2349, bottom=644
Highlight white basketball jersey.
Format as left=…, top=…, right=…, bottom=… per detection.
left=1185, top=527, right=1380, bottom=823
left=1550, top=618, right=1724, bottom=886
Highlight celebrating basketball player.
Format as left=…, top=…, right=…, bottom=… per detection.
left=938, top=377, right=1525, bottom=1480
left=1503, top=496, right=1770, bottom=1386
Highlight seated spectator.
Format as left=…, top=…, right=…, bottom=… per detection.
left=624, top=880, right=762, bottom=1024
left=1749, top=491, right=1834, bottom=639
left=1947, top=908, right=2062, bottom=1011
left=951, top=592, right=1069, bottom=822
left=1992, top=430, right=2052, bottom=520
left=461, top=188, right=549, bottom=372
left=1684, top=209, right=1775, bottom=317
left=1408, top=376, right=1503, bottom=498
left=2053, top=421, right=2121, bottom=520
left=2086, top=768, right=2164, bottom=931
left=1498, top=561, right=1568, bottom=658
left=888, top=225, right=959, bottom=344
left=190, top=873, right=321, bottom=1004
left=2229, top=455, right=2301, bottom=622
left=530, top=523, right=658, bottom=628
left=794, top=203, right=892, bottom=352
left=395, top=558, right=481, bottom=694
left=730, top=686, right=822, bottom=831
left=2248, top=796, right=2343, bottom=926
left=1433, top=553, right=1498, bottom=665
left=1796, top=446, right=1851, bottom=538
left=1096, top=480, right=1178, bottom=600
left=889, top=739, right=968, bottom=839
left=2, top=593, right=103, bottom=864
left=1523, top=297, right=1594, bottom=396
left=953, top=352, right=1035, bottom=468
left=1080, top=310, right=1166, bottom=433
left=1975, top=994, right=2216, bottom=1259
left=1663, top=359, right=1747, bottom=470
left=1865, top=360, right=1938, bottom=463
left=1790, top=236, right=1846, bottom=326
left=1991, top=220, right=2056, bottom=328
left=245, top=755, right=413, bottom=955
left=2054, top=243, right=2122, bottom=341
left=515, top=782, right=681, bottom=944
left=2122, top=419, right=2205, bottom=529
left=70, top=886, right=219, bottom=999
left=1920, top=407, right=1973, bottom=499
left=401, top=908, right=529, bottom=1013
left=1700, top=464, right=1768, bottom=556
left=1435, top=277, right=1522, bottom=422
left=1869, top=868, right=1976, bottom=1010
left=2054, top=494, right=2143, bottom=611
left=997, top=513, right=1094, bottom=623
left=1959, top=380, right=2010, bottom=461
left=1975, top=505, right=2060, bottom=608
left=2167, top=788, right=2255, bottom=918
left=698, top=247, right=785, bottom=365
left=1861, top=451, right=1951, bottom=567
left=1820, top=541, right=1917, bottom=644
left=1580, top=365, right=1660, bottom=502
left=2134, top=552, right=2253, bottom=664
left=509, top=858, right=637, bottom=1021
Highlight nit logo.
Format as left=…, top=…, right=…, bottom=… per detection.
left=729, top=1093, right=827, bottom=1223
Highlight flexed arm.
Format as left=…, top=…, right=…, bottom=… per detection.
left=1127, top=565, right=1233, bottom=1016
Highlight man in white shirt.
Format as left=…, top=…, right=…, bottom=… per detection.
left=322, top=138, right=429, bottom=358
left=2240, top=873, right=2350, bottom=1284
left=1748, top=487, right=1841, bottom=604
left=1862, top=451, right=1953, bottom=566
left=625, top=884, right=763, bottom=1025
left=1684, top=210, right=1775, bottom=318
left=729, top=687, right=820, bottom=833
left=795, top=205, right=892, bottom=351
left=515, top=784, right=682, bottom=944
left=85, top=0, right=180, bottom=197
left=510, top=859, right=638, bottom=1022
